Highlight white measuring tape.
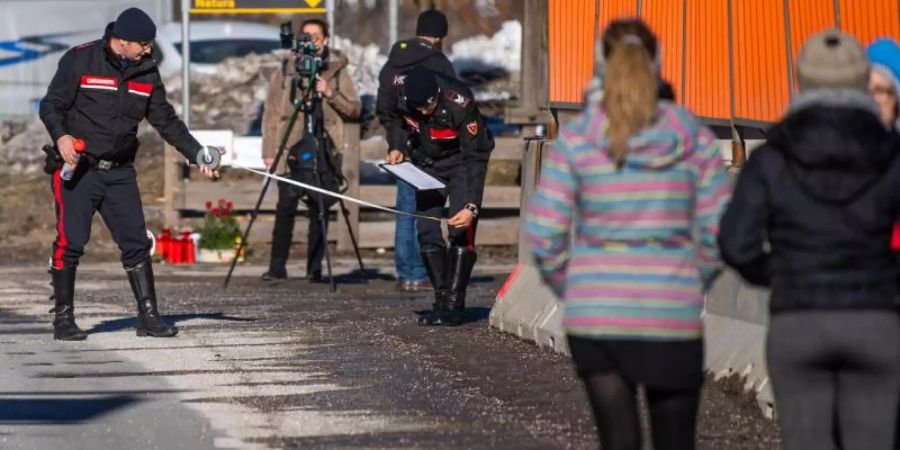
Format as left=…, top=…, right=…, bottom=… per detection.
left=230, top=162, right=442, bottom=222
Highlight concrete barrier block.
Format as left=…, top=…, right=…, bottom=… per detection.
left=491, top=265, right=775, bottom=415
left=490, top=264, right=567, bottom=353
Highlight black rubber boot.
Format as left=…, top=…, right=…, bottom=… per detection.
left=50, top=266, right=88, bottom=341
left=126, top=260, right=178, bottom=337
left=417, top=246, right=449, bottom=326
left=261, top=257, right=288, bottom=281
left=434, top=247, right=477, bottom=326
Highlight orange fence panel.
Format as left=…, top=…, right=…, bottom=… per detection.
left=598, top=0, right=639, bottom=31
left=548, top=0, right=597, bottom=105
left=789, top=0, right=837, bottom=63
left=732, top=0, right=791, bottom=123
left=840, top=0, right=900, bottom=46
left=684, top=0, right=730, bottom=121
left=641, top=0, right=685, bottom=104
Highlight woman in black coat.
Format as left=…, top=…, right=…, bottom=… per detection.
left=719, top=30, right=900, bottom=450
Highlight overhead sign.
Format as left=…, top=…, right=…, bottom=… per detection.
left=190, top=0, right=324, bottom=14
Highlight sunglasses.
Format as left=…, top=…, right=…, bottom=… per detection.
left=871, top=85, right=897, bottom=97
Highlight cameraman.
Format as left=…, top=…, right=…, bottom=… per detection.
left=261, top=18, right=361, bottom=282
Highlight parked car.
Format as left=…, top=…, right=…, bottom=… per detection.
left=155, top=21, right=282, bottom=77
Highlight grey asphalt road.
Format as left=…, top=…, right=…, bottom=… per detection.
left=0, top=260, right=779, bottom=449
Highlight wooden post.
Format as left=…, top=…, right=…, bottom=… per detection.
left=511, top=0, right=552, bottom=264
left=505, top=0, right=550, bottom=126
left=163, top=143, right=180, bottom=228
left=336, top=122, right=360, bottom=253
left=518, top=139, right=545, bottom=265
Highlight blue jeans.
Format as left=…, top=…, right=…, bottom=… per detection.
left=395, top=180, right=428, bottom=281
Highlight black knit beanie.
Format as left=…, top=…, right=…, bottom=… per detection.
left=404, top=67, right=440, bottom=108
left=416, top=9, right=448, bottom=38
left=112, top=8, right=156, bottom=42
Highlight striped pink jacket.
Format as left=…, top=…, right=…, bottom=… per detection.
left=526, top=103, right=731, bottom=340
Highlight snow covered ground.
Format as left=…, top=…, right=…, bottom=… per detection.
left=450, top=20, right=521, bottom=74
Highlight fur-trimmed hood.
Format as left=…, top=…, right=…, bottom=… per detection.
left=766, top=89, right=897, bottom=204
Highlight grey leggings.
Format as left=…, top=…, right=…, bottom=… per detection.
left=767, top=311, right=900, bottom=450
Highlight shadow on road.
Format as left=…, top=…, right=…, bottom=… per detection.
left=88, top=313, right=256, bottom=335
left=412, top=306, right=491, bottom=325
left=0, top=396, right=139, bottom=423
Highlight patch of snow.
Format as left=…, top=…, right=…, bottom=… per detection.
left=449, top=20, right=521, bottom=74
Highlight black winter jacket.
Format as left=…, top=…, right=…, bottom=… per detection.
left=382, top=72, right=495, bottom=206
left=376, top=38, right=455, bottom=154
left=719, top=91, right=900, bottom=313
left=40, top=26, right=201, bottom=165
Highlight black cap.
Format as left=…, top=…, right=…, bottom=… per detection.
left=112, top=8, right=156, bottom=42
left=404, top=67, right=439, bottom=108
left=416, top=9, right=448, bottom=38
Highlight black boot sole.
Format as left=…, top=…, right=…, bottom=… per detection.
left=417, top=315, right=463, bottom=326
left=136, top=328, right=179, bottom=337
left=429, top=318, right=462, bottom=327
left=54, top=331, right=88, bottom=341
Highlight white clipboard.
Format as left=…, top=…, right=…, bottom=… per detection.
left=378, top=162, right=446, bottom=190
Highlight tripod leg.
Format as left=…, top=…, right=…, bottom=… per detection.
left=311, top=169, right=337, bottom=293
left=224, top=175, right=273, bottom=289
left=224, top=89, right=306, bottom=290
left=337, top=199, right=366, bottom=281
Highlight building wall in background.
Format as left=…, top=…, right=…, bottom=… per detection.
left=548, top=0, right=900, bottom=125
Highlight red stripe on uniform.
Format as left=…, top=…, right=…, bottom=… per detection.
left=52, top=170, right=67, bottom=269
left=430, top=128, right=458, bottom=140
left=402, top=115, right=420, bottom=131
left=127, top=81, right=153, bottom=96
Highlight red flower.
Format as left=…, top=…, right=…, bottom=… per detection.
left=227, top=201, right=234, bottom=210
left=218, top=198, right=226, bottom=207
left=205, top=201, right=212, bottom=210
left=211, top=207, right=220, bottom=217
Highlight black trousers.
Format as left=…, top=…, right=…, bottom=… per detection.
left=568, top=335, right=701, bottom=450
left=269, top=168, right=338, bottom=274
left=49, top=166, right=149, bottom=269
left=414, top=164, right=478, bottom=251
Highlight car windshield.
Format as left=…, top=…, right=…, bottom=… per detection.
left=174, top=39, right=279, bottom=64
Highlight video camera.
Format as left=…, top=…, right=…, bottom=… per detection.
left=279, top=22, right=323, bottom=78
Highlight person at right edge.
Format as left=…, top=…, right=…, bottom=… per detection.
left=383, top=66, right=494, bottom=326
left=377, top=9, right=456, bottom=292
left=720, top=30, right=900, bottom=450
left=526, top=20, right=731, bottom=450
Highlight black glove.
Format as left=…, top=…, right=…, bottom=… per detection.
left=42, top=144, right=63, bottom=175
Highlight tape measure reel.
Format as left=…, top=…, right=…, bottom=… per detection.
left=196, top=146, right=222, bottom=170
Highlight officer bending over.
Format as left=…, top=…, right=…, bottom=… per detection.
left=384, top=67, right=494, bottom=326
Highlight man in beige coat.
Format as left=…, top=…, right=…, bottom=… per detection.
left=261, top=18, right=360, bottom=282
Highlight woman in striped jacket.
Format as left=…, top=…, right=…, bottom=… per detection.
left=526, top=19, right=731, bottom=450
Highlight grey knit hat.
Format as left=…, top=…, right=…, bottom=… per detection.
left=797, top=29, right=869, bottom=92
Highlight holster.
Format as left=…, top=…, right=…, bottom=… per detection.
left=42, top=144, right=64, bottom=175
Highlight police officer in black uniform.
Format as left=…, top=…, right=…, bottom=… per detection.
left=40, top=8, right=220, bottom=341
left=377, top=9, right=456, bottom=292
left=384, top=66, right=494, bottom=326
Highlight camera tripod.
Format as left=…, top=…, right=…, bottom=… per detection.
left=224, top=70, right=365, bottom=292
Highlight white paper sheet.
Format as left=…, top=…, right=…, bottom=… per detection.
left=378, top=162, right=446, bottom=190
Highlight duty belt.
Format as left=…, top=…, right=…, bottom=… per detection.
left=89, top=159, right=128, bottom=171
